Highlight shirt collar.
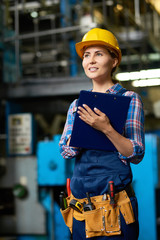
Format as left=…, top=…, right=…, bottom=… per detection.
left=106, top=83, right=123, bottom=94
left=89, top=83, right=124, bottom=94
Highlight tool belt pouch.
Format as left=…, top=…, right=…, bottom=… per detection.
left=117, top=191, right=135, bottom=225
left=84, top=202, right=121, bottom=238
left=60, top=197, right=73, bottom=233
left=83, top=190, right=135, bottom=238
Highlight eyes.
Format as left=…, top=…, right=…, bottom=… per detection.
left=83, top=51, right=103, bottom=59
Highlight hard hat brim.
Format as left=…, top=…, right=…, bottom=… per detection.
left=75, top=40, right=121, bottom=65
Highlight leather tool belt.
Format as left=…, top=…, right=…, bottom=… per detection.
left=60, top=184, right=135, bottom=238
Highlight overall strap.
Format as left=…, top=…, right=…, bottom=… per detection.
left=116, top=87, right=127, bottom=96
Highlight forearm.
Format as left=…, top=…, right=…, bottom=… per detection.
left=104, top=125, right=134, bottom=157
left=59, top=99, right=81, bottom=159
left=67, top=136, right=71, bottom=146
left=59, top=134, right=81, bottom=159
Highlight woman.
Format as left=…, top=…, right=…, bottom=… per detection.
left=59, top=28, right=145, bottom=240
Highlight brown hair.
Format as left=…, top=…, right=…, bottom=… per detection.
left=106, top=48, right=118, bottom=76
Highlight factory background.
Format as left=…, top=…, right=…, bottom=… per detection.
left=0, top=0, right=160, bottom=240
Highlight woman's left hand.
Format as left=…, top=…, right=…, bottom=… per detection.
left=77, top=104, right=111, bottom=134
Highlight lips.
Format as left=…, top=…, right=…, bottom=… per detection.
left=89, top=67, right=98, bottom=72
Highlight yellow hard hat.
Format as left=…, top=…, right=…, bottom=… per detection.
left=75, top=28, right=122, bottom=65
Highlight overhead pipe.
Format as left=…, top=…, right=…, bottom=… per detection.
left=134, top=0, right=141, bottom=25
left=15, top=0, right=20, bottom=81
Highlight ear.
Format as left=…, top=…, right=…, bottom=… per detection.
left=112, top=58, right=118, bottom=68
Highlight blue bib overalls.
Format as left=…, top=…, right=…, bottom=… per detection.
left=70, top=89, right=139, bottom=240
left=71, top=150, right=132, bottom=199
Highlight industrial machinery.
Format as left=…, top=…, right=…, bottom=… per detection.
left=0, top=100, right=74, bottom=239
left=37, top=134, right=75, bottom=240
left=0, top=156, right=46, bottom=235
left=131, top=133, right=160, bottom=240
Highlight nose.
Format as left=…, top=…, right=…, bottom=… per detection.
left=89, top=54, right=96, bottom=64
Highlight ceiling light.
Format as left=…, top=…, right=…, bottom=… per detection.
left=116, top=4, right=123, bottom=11
left=132, top=79, right=160, bottom=87
left=146, top=0, right=160, bottom=15
left=115, top=68, right=160, bottom=87
left=106, top=0, right=114, bottom=6
left=116, top=68, right=160, bottom=81
left=31, top=11, right=38, bottom=18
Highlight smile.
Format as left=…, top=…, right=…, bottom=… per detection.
left=89, top=67, right=98, bottom=72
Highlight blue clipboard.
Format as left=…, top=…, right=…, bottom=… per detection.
left=69, top=90, right=131, bottom=151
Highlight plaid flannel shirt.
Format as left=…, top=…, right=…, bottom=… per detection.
left=59, top=83, right=145, bottom=164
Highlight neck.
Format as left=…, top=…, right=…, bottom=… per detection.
left=92, top=81, right=115, bottom=93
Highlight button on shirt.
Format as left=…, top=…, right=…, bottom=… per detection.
left=59, top=83, right=145, bottom=164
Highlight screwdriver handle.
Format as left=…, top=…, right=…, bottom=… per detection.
left=59, top=194, right=65, bottom=210
left=67, top=178, right=71, bottom=197
left=59, top=192, right=68, bottom=210
left=108, top=181, right=116, bottom=208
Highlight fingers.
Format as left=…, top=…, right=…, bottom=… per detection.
left=77, top=105, right=94, bottom=124
left=77, top=105, right=104, bottom=118
left=77, top=104, right=109, bottom=131
left=93, top=107, right=104, bottom=116
left=78, top=104, right=94, bottom=116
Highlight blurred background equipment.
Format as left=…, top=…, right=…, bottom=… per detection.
left=131, top=134, right=160, bottom=240
left=0, top=0, right=160, bottom=240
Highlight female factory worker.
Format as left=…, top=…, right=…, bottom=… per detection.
left=59, top=28, right=145, bottom=240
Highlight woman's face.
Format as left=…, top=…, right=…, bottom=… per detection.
left=82, top=45, right=118, bottom=82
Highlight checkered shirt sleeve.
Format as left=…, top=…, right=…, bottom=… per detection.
left=59, top=99, right=81, bottom=159
left=119, top=91, right=145, bottom=164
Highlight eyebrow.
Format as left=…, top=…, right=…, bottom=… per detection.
left=83, top=50, right=104, bottom=54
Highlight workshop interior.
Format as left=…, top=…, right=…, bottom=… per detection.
left=0, top=0, right=160, bottom=240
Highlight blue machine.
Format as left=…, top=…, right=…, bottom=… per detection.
left=39, top=188, right=70, bottom=240
left=131, top=133, right=159, bottom=240
left=37, top=134, right=75, bottom=186
left=37, top=134, right=75, bottom=240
